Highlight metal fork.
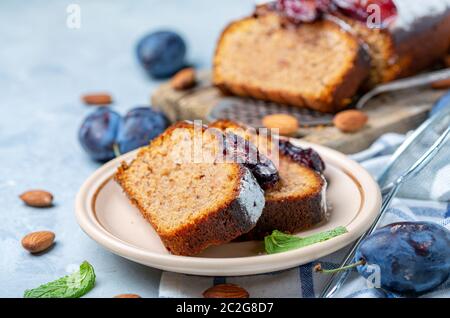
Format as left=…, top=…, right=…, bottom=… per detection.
left=356, top=68, right=450, bottom=109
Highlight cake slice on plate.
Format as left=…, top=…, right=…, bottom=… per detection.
left=115, top=121, right=266, bottom=256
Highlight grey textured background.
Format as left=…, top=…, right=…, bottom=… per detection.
left=0, top=0, right=254, bottom=298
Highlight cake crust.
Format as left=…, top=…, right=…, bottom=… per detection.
left=241, top=154, right=326, bottom=240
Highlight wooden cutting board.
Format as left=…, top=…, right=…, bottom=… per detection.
left=152, top=71, right=446, bottom=154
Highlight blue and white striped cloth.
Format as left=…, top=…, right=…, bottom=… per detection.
left=158, top=133, right=450, bottom=298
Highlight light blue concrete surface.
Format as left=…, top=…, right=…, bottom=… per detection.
left=0, top=0, right=254, bottom=298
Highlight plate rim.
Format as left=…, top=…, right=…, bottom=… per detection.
left=75, top=140, right=381, bottom=276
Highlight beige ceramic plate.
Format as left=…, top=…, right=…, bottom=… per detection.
left=75, top=140, right=381, bottom=276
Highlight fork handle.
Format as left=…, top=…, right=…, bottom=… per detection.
left=356, top=68, right=450, bottom=110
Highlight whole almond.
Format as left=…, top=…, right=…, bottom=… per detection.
left=21, top=231, right=55, bottom=253
left=114, top=294, right=141, bottom=298
left=262, top=113, right=299, bottom=135
left=20, top=190, right=53, bottom=208
left=82, top=93, right=112, bottom=105
left=333, top=110, right=368, bottom=133
left=203, top=284, right=249, bottom=298
left=431, top=78, right=450, bottom=90
left=170, top=68, right=196, bottom=90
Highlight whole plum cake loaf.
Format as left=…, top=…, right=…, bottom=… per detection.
left=115, top=121, right=266, bottom=256
left=213, top=10, right=369, bottom=113
left=213, top=0, right=450, bottom=112
left=211, top=120, right=327, bottom=240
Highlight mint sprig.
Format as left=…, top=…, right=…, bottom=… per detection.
left=24, top=261, right=95, bottom=298
left=264, top=226, right=348, bottom=254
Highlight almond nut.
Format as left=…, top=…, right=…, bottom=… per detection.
left=171, top=68, right=196, bottom=90
left=262, top=113, right=299, bottom=135
left=114, top=294, right=141, bottom=298
left=203, top=284, right=249, bottom=298
left=82, top=93, right=112, bottom=105
left=333, top=110, right=368, bottom=133
left=431, top=78, right=450, bottom=90
left=21, top=231, right=55, bottom=253
left=20, top=190, right=53, bottom=207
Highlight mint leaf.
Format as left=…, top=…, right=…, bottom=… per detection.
left=264, top=226, right=348, bottom=254
left=24, top=261, right=95, bottom=298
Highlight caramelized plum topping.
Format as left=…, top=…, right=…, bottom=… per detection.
left=224, top=132, right=280, bottom=190
left=334, top=0, right=397, bottom=26
left=276, top=0, right=332, bottom=23
left=279, top=140, right=325, bottom=173
left=275, top=0, right=397, bottom=27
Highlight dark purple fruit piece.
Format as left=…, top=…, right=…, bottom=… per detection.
left=279, top=140, right=325, bottom=173
left=117, top=107, right=170, bottom=154
left=78, top=108, right=122, bottom=162
left=276, top=0, right=329, bottom=23
left=136, top=31, right=187, bottom=78
left=275, top=0, right=397, bottom=27
left=224, top=132, right=280, bottom=190
left=355, top=222, right=450, bottom=295
left=333, top=0, right=397, bottom=26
